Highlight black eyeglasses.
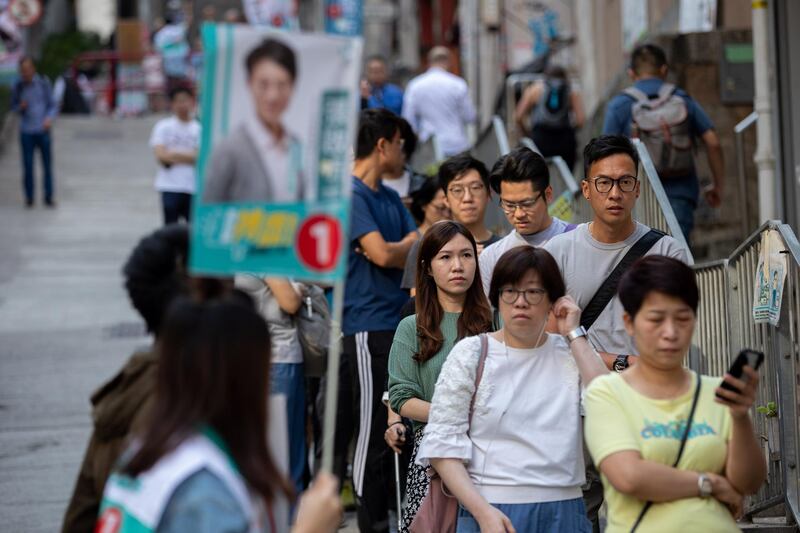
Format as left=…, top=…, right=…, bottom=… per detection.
left=499, top=287, right=547, bottom=305
left=588, top=176, right=638, bottom=193
left=447, top=182, right=486, bottom=199
left=499, top=192, right=545, bottom=214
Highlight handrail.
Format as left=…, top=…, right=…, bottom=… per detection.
left=734, top=111, right=758, bottom=240
left=692, top=220, right=800, bottom=523
left=632, top=138, right=694, bottom=264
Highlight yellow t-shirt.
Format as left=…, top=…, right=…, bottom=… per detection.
left=584, top=372, right=738, bottom=532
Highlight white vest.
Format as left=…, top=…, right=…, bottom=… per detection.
left=97, top=432, right=271, bottom=533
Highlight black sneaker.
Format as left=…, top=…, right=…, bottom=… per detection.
left=25, top=199, right=33, bottom=208
left=45, top=199, right=56, bottom=208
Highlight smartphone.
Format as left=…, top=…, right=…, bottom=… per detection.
left=716, top=349, right=765, bottom=399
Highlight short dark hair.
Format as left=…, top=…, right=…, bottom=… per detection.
left=409, top=178, right=440, bottom=223
left=489, top=146, right=550, bottom=194
left=583, top=135, right=639, bottom=181
left=355, top=108, right=402, bottom=159
left=398, top=117, right=417, bottom=160
left=245, top=38, right=296, bottom=81
left=438, top=152, right=490, bottom=193
left=488, top=247, right=565, bottom=308
left=618, top=255, right=698, bottom=318
left=168, top=85, right=195, bottom=101
left=18, top=55, right=34, bottom=68
left=367, top=54, right=387, bottom=65
left=123, top=224, right=190, bottom=334
left=630, top=43, right=667, bottom=75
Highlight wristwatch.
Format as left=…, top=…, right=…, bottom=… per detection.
left=613, top=354, right=630, bottom=373
left=698, top=473, right=713, bottom=498
left=565, top=326, right=587, bottom=344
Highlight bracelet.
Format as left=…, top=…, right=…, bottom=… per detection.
left=388, top=421, right=404, bottom=429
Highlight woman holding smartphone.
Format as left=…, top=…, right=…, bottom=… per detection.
left=584, top=255, right=767, bottom=532
left=416, top=246, right=608, bottom=532
left=387, top=220, right=493, bottom=532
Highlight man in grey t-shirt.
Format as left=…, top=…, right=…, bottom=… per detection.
left=479, top=146, right=575, bottom=296
left=545, top=135, right=689, bottom=368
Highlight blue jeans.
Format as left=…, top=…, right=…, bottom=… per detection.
left=20, top=131, right=54, bottom=203
left=456, top=498, right=592, bottom=533
left=271, top=362, right=306, bottom=494
left=667, top=196, right=696, bottom=243
left=161, top=191, right=193, bottom=224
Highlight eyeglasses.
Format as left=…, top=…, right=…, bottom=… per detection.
left=499, top=287, right=547, bottom=305
left=588, top=176, right=638, bottom=193
left=499, top=192, right=545, bottom=214
left=447, top=182, right=486, bottom=199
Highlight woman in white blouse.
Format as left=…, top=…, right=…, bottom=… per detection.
left=416, top=246, right=608, bottom=532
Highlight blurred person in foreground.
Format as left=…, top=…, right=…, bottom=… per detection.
left=96, top=290, right=342, bottom=532
left=584, top=255, right=766, bottom=531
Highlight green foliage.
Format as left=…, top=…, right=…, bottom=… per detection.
left=756, top=401, right=778, bottom=418
left=37, top=31, right=103, bottom=81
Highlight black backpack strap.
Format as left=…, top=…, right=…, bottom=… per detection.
left=580, top=229, right=666, bottom=331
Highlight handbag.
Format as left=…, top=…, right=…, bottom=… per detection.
left=410, top=334, right=490, bottom=533
left=293, top=283, right=330, bottom=378
left=630, top=373, right=702, bottom=532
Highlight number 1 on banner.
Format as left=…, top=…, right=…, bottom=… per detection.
left=296, top=214, right=343, bottom=272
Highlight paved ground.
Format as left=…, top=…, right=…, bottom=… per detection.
left=0, top=114, right=360, bottom=532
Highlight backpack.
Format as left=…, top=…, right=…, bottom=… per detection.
left=624, top=83, right=694, bottom=178
left=531, top=78, right=571, bottom=130
left=294, top=284, right=330, bottom=378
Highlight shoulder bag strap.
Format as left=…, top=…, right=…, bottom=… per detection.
left=630, top=373, right=703, bottom=532
left=468, top=334, right=490, bottom=428
left=580, top=229, right=666, bottom=331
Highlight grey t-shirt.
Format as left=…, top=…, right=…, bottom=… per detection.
left=543, top=222, right=689, bottom=356
left=479, top=217, right=570, bottom=296
left=401, top=232, right=501, bottom=290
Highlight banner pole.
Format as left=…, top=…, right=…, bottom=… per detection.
left=321, top=278, right=345, bottom=473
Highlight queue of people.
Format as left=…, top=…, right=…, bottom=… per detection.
left=57, top=42, right=754, bottom=533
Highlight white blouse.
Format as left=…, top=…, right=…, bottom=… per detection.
left=416, top=334, right=586, bottom=504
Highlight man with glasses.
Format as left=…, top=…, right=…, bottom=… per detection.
left=401, top=152, right=499, bottom=292
left=545, top=135, right=687, bottom=370
left=544, top=135, right=687, bottom=532
left=479, top=147, right=575, bottom=295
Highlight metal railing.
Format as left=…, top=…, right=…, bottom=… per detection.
left=632, top=138, right=695, bottom=264
left=735, top=112, right=758, bottom=240
left=692, top=221, right=800, bottom=522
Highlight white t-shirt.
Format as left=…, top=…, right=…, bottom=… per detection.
left=479, top=216, right=571, bottom=296
left=149, top=116, right=200, bottom=194
left=382, top=172, right=411, bottom=199
left=544, top=222, right=689, bottom=356
left=417, top=334, right=586, bottom=504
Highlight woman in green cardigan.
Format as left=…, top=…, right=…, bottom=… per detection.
left=387, top=220, right=493, bottom=532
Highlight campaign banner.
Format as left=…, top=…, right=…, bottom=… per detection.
left=190, top=24, right=362, bottom=281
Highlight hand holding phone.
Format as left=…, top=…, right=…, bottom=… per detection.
left=715, top=349, right=763, bottom=417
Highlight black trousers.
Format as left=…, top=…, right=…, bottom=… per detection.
left=343, top=331, right=395, bottom=533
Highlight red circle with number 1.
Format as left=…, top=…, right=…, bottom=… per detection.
left=296, top=215, right=343, bottom=272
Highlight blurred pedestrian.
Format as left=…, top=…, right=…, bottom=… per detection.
left=408, top=179, right=450, bottom=235
left=514, top=65, right=584, bottom=171
left=149, top=86, right=200, bottom=224
left=96, top=291, right=343, bottom=532
left=544, top=135, right=690, bottom=529
left=61, top=225, right=191, bottom=533
left=11, top=56, right=58, bottom=207
left=403, top=47, right=476, bottom=157
left=236, top=275, right=307, bottom=495
left=479, top=146, right=575, bottom=296
left=153, top=14, right=191, bottom=92
left=416, top=246, right=607, bottom=532
left=342, top=108, right=419, bottom=533
left=402, top=153, right=498, bottom=293
left=361, top=55, right=403, bottom=116
left=386, top=221, right=492, bottom=532
left=584, top=255, right=766, bottom=532
left=603, top=43, right=725, bottom=241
